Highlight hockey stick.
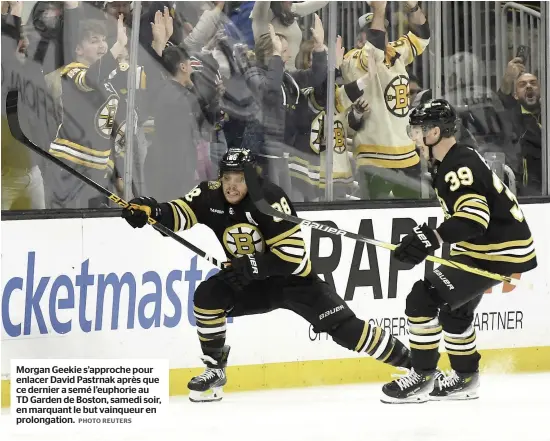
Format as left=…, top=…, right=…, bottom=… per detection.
left=5, top=91, right=223, bottom=269
left=243, top=165, right=531, bottom=289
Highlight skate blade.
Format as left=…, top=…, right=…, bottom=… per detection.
left=380, top=394, right=430, bottom=404
left=429, top=391, right=479, bottom=401
left=189, top=387, right=224, bottom=403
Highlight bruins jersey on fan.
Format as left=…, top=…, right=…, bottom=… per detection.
left=289, top=86, right=355, bottom=198
left=156, top=180, right=313, bottom=278
left=107, top=63, right=147, bottom=178
left=49, top=52, right=120, bottom=176
left=339, top=29, right=429, bottom=169
left=434, top=144, right=537, bottom=275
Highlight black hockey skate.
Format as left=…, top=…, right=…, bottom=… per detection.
left=429, top=370, right=479, bottom=401
left=188, top=346, right=230, bottom=402
left=381, top=368, right=436, bottom=404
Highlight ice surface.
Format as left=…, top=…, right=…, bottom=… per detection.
left=2, top=372, right=549, bottom=441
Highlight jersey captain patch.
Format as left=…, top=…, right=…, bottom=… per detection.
left=223, top=223, right=265, bottom=257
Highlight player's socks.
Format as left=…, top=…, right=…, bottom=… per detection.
left=355, top=322, right=411, bottom=367
left=193, top=306, right=227, bottom=348
left=332, top=319, right=411, bottom=368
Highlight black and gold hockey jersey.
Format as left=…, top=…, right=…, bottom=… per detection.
left=157, top=180, right=313, bottom=278
left=433, top=143, right=537, bottom=275
left=49, top=52, right=120, bottom=175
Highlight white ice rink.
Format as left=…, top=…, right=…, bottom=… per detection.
left=2, top=372, right=549, bottom=441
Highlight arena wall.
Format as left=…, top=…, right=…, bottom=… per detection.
left=2, top=204, right=549, bottom=407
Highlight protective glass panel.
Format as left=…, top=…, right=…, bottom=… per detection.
left=1, top=1, right=140, bottom=210
left=439, top=1, right=545, bottom=198
left=323, top=1, right=432, bottom=201
left=1, top=1, right=547, bottom=212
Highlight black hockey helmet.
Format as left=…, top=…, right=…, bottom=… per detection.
left=408, top=99, right=458, bottom=157
left=409, top=99, right=458, bottom=137
left=219, top=147, right=257, bottom=175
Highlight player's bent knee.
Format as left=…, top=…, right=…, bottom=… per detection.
left=405, top=280, right=444, bottom=317
left=328, top=316, right=363, bottom=351
left=192, top=276, right=228, bottom=310
left=438, top=297, right=481, bottom=334
left=308, top=282, right=356, bottom=333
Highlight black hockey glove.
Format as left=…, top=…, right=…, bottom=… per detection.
left=394, top=224, right=440, bottom=265
left=230, top=254, right=267, bottom=281
left=218, top=254, right=267, bottom=291
left=122, top=197, right=161, bottom=229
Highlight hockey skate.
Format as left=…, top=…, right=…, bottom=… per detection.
left=429, top=370, right=479, bottom=401
left=188, top=346, right=230, bottom=402
left=381, top=367, right=436, bottom=404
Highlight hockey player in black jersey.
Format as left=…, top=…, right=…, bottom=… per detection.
left=381, top=99, right=537, bottom=404
left=122, top=147, right=411, bottom=402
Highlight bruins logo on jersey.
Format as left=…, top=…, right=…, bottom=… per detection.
left=96, top=95, right=119, bottom=138
left=114, top=121, right=126, bottom=154
left=223, top=223, right=265, bottom=257
left=208, top=180, right=221, bottom=190
left=310, top=114, right=346, bottom=155
left=333, top=120, right=346, bottom=154
left=384, top=75, right=409, bottom=117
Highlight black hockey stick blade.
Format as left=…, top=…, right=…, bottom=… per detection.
left=243, top=164, right=530, bottom=288
left=5, top=91, right=223, bottom=269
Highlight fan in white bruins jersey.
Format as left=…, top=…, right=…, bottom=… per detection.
left=123, top=147, right=412, bottom=402
left=339, top=1, right=430, bottom=199
left=380, top=99, right=536, bottom=405
left=288, top=36, right=369, bottom=201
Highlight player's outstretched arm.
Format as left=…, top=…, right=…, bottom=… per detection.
left=122, top=183, right=207, bottom=233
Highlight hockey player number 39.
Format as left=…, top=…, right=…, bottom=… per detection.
left=492, top=174, right=524, bottom=222
left=445, top=164, right=524, bottom=222
left=444, top=167, right=474, bottom=191
left=271, top=197, right=292, bottom=222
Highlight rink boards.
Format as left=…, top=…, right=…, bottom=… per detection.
left=2, top=203, right=550, bottom=407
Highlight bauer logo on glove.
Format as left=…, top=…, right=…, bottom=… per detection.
left=230, top=253, right=264, bottom=280
left=247, top=254, right=259, bottom=274
left=413, top=225, right=434, bottom=248
left=394, top=223, right=440, bottom=265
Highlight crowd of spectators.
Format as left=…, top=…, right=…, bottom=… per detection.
left=0, top=0, right=545, bottom=210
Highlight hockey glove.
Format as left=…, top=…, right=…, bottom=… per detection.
left=394, top=223, right=440, bottom=265
left=218, top=254, right=266, bottom=291
left=122, top=197, right=162, bottom=229
left=230, top=254, right=267, bottom=281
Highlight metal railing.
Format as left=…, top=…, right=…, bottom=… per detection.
left=498, top=2, right=541, bottom=85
